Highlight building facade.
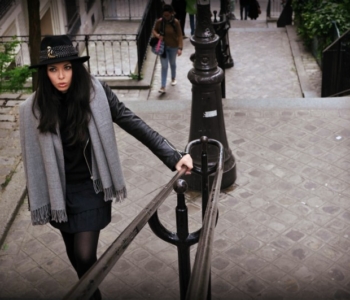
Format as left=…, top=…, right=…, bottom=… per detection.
left=0, top=0, right=103, bottom=37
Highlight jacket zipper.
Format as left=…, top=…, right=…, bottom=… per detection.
left=83, top=138, right=93, bottom=180
left=164, top=139, right=183, bottom=158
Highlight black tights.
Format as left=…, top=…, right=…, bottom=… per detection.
left=60, top=230, right=102, bottom=300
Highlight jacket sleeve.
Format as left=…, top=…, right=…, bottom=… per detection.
left=101, top=81, right=185, bottom=171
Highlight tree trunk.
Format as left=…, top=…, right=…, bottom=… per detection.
left=27, top=0, right=41, bottom=91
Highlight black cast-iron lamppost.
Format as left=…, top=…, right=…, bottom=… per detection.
left=186, top=0, right=236, bottom=190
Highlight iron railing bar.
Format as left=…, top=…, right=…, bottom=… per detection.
left=185, top=140, right=224, bottom=300
left=323, top=28, right=350, bottom=53
left=326, top=88, right=350, bottom=98
left=63, top=167, right=188, bottom=300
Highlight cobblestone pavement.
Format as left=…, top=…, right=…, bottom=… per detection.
left=2, top=1, right=349, bottom=300
left=2, top=98, right=350, bottom=300
left=149, top=22, right=321, bottom=101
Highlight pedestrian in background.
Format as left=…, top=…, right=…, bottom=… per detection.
left=153, top=4, right=183, bottom=94
left=171, top=0, right=187, bottom=37
left=240, top=0, right=250, bottom=20
left=19, top=35, right=192, bottom=299
left=186, top=0, right=197, bottom=35
left=249, top=0, right=261, bottom=20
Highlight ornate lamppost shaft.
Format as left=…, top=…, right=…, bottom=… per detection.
left=186, top=0, right=236, bottom=190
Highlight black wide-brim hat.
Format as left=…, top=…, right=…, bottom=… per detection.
left=29, top=35, right=90, bottom=69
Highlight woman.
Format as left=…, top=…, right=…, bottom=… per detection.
left=19, top=35, right=192, bottom=299
left=152, top=4, right=183, bottom=94
left=249, top=0, right=261, bottom=20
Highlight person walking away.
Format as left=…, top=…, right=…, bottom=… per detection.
left=171, top=0, right=187, bottom=37
left=152, top=4, right=183, bottom=94
left=240, top=0, right=250, bottom=20
left=249, top=0, right=261, bottom=20
left=19, top=35, right=193, bottom=300
left=186, top=0, right=197, bottom=35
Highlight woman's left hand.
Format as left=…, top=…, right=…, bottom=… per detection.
left=175, top=154, right=193, bottom=175
left=177, top=49, right=182, bottom=56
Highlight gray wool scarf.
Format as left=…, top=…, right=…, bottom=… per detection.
left=19, top=77, right=127, bottom=225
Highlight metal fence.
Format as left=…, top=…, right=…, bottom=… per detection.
left=0, top=36, right=30, bottom=67
left=322, top=29, right=350, bottom=97
left=102, top=0, right=148, bottom=20
left=136, top=0, right=162, bottom=80
left=73, top=34, right=138, bottom=78
left=0, top=34, right=138, bottom=78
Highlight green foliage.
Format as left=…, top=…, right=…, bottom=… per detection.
left=129, top=72, right=143, bottom=80
left=0, top=37, right=32, bottom=93
left=292, top=0, right=350, bottom=60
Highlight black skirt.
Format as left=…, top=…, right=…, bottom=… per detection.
left=50, top=180, right=112, bottom=233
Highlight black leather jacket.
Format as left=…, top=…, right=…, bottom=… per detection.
left=101, top=81, right=184, bottom=171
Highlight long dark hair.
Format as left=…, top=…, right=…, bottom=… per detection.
left=32, top=61, right=93, bottom=145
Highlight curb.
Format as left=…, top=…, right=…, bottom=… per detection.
left=286, top=25, right=318, bottom=98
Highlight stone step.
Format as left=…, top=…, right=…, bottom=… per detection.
left=124, top=97, right=350, bottom=114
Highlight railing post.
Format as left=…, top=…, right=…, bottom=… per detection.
left=201, top=137, right=209, bottom=220
left=199, top=137, right=211, bottom=300
left=84, top=35, right=91, bottom=73
left=174, top=179, right=191, bottom=300
left=200, top=137, right=213, bottom=300
left=148, top=177, right=201, bottom=299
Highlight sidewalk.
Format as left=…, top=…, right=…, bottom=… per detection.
left=1, top=3, right=350, bottom=300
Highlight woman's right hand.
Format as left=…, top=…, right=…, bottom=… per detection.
left=175, top=154, right=193, bottom=175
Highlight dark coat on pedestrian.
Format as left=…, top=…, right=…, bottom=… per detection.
left=240, top=0, right=250, bottom=5
left=249, top=0, right=261, bottom=20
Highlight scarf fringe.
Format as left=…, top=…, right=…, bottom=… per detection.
left=93, top=178, right=127, bottom=203
left=30, top=204, right=67, bottom=225
left=31, top=204, right=51, bottom=225
left=51, top=209, right=68, bottom=223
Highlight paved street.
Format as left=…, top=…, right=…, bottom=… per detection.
left=1, top=1, right=350, bottom=299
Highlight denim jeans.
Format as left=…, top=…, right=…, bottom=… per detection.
left=160, top=47, right=178, bottom=87
left=189, top=14, right=195, bottom=35
left=240, top=5, right=249, bottom=20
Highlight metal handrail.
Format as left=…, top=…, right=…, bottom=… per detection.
left=331, top=21, right=341, bottom=42
left=63, top=167, right=188, bottom=300
left=63, top=137, right=226, bottom=300
left=323, top=25, right=346, bottom=53
left=185, top=138, right=224, bottom=300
